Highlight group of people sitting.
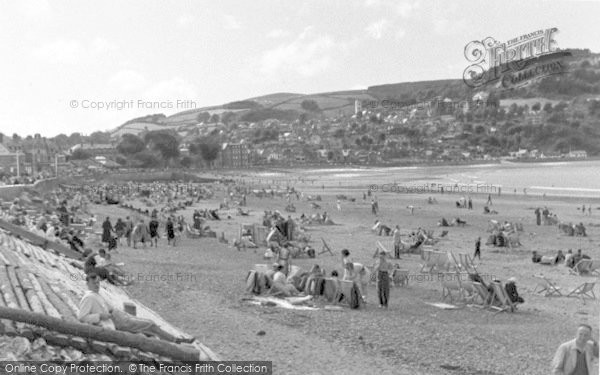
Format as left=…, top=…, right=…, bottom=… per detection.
left=438, top=217, right=467, bottom=227
left=531, top=249, right=590, bottom=269
left=558, top=222, right=587, bottom=237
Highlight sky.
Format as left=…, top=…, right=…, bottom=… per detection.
left=1, top=0, right=600, bottom=137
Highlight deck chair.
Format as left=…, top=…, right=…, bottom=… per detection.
left=319, top=238, right=335, bottom=256
left=420, top=251, right=441, bottom=273
left=533, top=276, right=563, bottom=297
left=471, top=282, right=491, bottom=307
left=588, top=260, right=600, bottom=276
left=458, top=253, right=478, bottom=273
left=488, top=282, right=517, bottom=313
left=570, top=259, right=593, bottom=275
left=567, top=282, right=596, bottom=303
left=440, top=272, right=475, bottom=303
left=448, top=252, right=463, bottom=272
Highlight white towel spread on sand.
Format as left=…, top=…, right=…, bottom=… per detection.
left=249, top=296, right=318, bottom=310
left=426, top=302, right=459, bottom=310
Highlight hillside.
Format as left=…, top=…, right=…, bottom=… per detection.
left=110, top=49, right=600, bottom=141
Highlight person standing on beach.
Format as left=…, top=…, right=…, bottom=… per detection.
left=337, top=199, right=341, bottom=211
left=101, top=217, right=113, bottom=245
left=166, top=217, right=175, bottom=246
left=371, top=199, right=377, bottom=215
left=393, top=225, right=402, bottom=259
left=374, top=250, right=392, bottom=308
left=468, top=197, right=473, bottom=210
left=125, top=217, right=133, bottom=247
left=474, top=237, right=481, bottom=260
left=148, top=216, right=159, bottom=248
left=535, top=208, right=541, bottom=226
left=552, top=324, right=598, bottom=375
left=486, top=194, right=492, bottom=206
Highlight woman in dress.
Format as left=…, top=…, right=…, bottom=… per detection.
left=101, top=217, right=113, bottom=244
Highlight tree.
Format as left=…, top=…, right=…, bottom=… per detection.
left=69, top=132, right=82, bottom=144
left=52, top=133, right=69, bottom=148
left=144, top=131, right=180, bottom=161
left=70, top=149, right=91, bottom=160
left=89, top=131, right=111, bottom=144
left=531, top=102, right=541, bottom=112
left=196, top=112, right=210, bottom=123
left=301, top=100, right=320, bottom=112
left=180, top=156, right=192, bottom=168
left=220, top=111, right=235, bottom=125
left=12, top=133, right=21, bottom=142
left=543, top=102, right=553, bottom=114
left=117, top=134, right=145, bottom=156
left=132, top=150, right=160, bottom=168
left=209, top=113, right=220, bottom=123
left=298, top=113, right=308, bottom=124
left=189, top=136, right=220, bottom=167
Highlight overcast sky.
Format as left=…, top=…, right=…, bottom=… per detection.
left=1, top=0, right=599, bottom=137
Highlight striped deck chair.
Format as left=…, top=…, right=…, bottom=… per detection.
left=570, top=259, right=593, bottom=276
left=488, top=282, right=517, bottom=313
left=533, top=276, right=563, bottom=297
left=567, top=282, right=596, bottom=303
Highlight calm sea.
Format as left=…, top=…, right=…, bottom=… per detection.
left=257, top=160, right=600, bottom=198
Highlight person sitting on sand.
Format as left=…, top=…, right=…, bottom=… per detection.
left=454, top=217, right=466, bottom=226
left=531, top=251, right=542, bottom=263
left=269, top=264, right=299, bottom=297
left=78, top=273, right=193, bottom=343
left=565, top=249, right=574, bottom=268
left=575, top=222, right=587, bottom=237
left=555, top=250, right=565, bottom=264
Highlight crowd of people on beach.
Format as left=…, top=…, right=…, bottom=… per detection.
left=1, top=171, right=598, bottom=371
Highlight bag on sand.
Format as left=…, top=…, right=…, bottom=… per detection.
left=349, top=284, right=361, bottom=309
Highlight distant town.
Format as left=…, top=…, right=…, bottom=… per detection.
left=1, top=88, right=598, bottom=182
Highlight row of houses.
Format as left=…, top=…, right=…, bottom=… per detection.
left=0, top=133, right=65, bottom=176
left=0, top=132, right=121, bottom=176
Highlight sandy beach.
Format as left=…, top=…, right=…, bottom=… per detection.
left=87, top=166, right=600, bottom=375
